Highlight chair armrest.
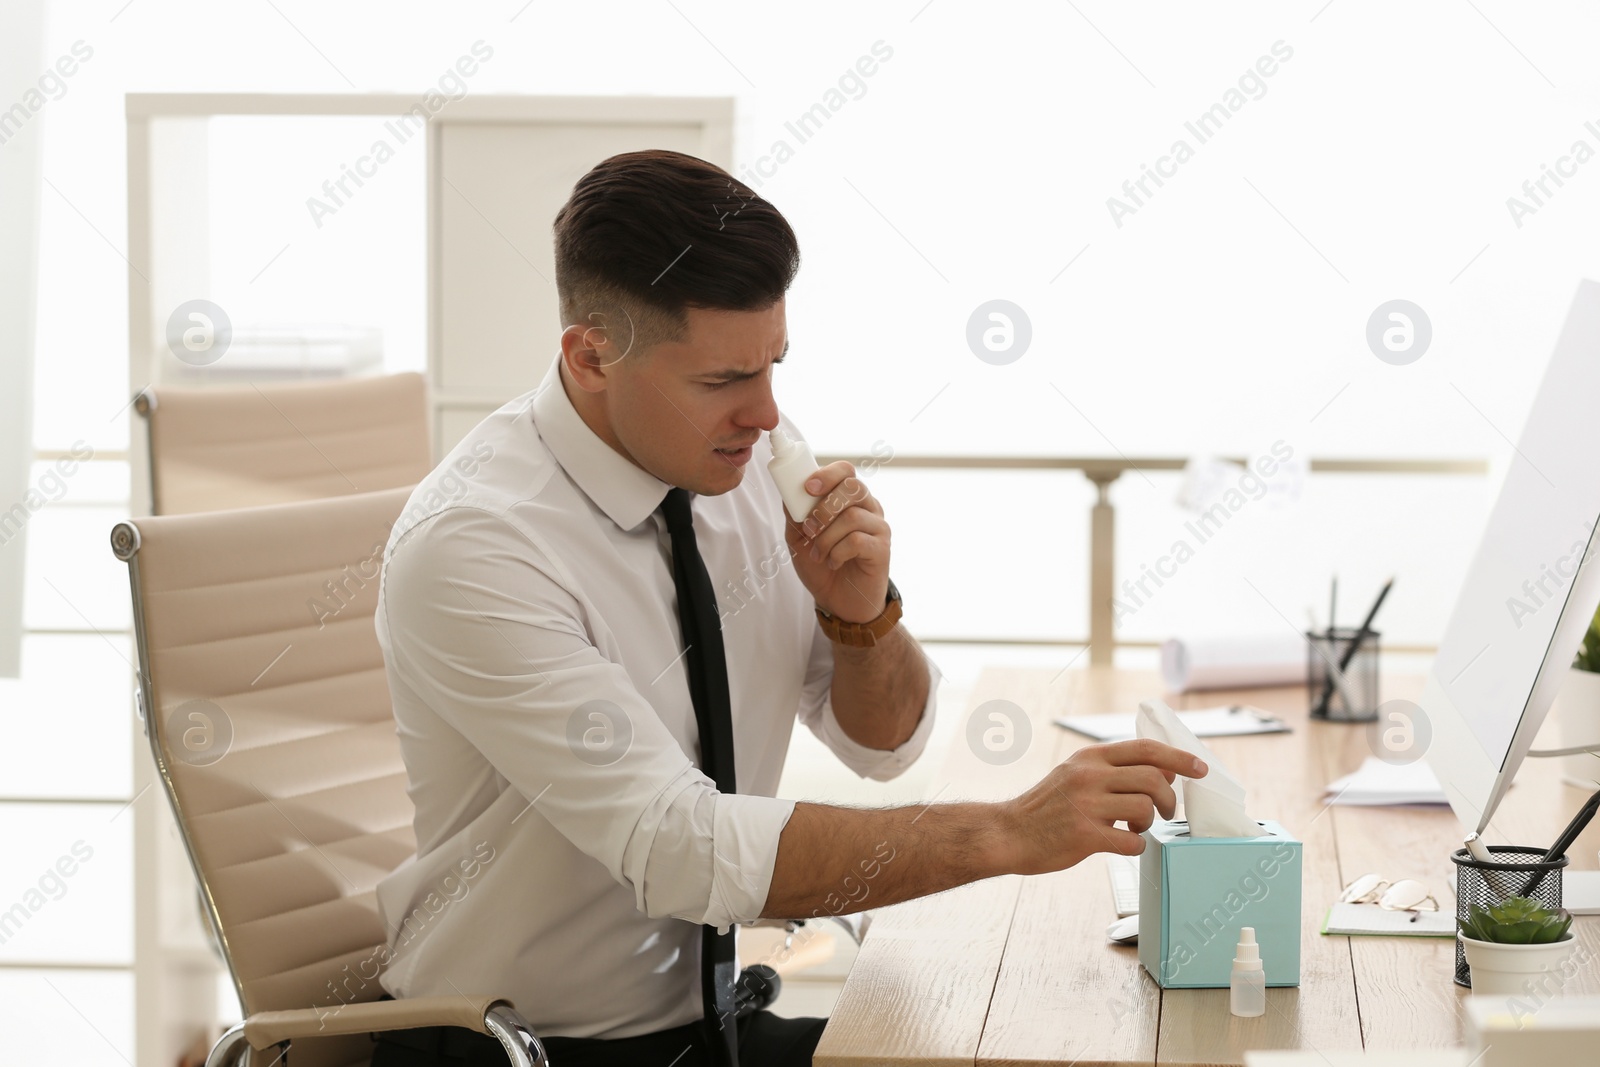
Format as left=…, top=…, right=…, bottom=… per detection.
left=745, top=914, right=871, bottom=946
left=827, top=911, right=870, bottom=945
left=242, top=994, right=510, bottom=1048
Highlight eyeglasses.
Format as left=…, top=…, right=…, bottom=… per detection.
left=1339, top=874, right=1440, bottom=915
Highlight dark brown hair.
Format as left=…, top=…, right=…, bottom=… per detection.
left=552, top=150, right=800, bottom=351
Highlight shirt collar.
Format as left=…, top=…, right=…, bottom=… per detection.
left=530, top=355, right=672, bottom=532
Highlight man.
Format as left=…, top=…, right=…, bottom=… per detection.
left=371, top=149, right=1205, bottom=1066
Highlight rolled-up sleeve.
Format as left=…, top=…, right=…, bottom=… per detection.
left=379, top=506, right=793, bottom=932
left=796, top=622, right=941, bottom=781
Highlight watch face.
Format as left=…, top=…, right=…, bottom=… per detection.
left=886, top=578, right=901, bottom=605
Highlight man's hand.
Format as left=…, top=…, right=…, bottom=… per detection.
left=784, top=460, right=890, bottom=623
left=998, top=739, right=1207, bottom=875
left=762, top=740, right=1209, bottom=920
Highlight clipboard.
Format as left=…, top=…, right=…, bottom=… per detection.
left=1053, top=704, right=1290, bottom=742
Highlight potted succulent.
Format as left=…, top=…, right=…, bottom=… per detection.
left=1555, top=604, right=1600, bottom=787
left=1457, top=895, right=1576, bottom=995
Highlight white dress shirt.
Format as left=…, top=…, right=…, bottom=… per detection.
left=373, top=355, right=939, bottom=1039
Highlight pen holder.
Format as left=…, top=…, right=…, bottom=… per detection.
left=1305, top=627, right=1380, bottom=722
left=1449, top=845, right=1568, bottom=988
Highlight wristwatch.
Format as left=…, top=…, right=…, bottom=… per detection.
left=816, top=578, right=902, bottom=648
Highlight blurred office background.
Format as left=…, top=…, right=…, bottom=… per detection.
left=4, top=0, right=1600, bottom=1061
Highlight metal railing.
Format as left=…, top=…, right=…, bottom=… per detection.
left=815, top=453, right=1490, bottom=665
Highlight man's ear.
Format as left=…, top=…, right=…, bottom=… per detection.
left=561, top=319, right=614, bottom=394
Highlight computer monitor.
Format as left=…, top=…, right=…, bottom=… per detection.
left=1420, top=278, right=1600, bottom=835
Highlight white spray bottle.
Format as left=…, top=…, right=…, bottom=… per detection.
left=766, top=429, right=823, bottom=523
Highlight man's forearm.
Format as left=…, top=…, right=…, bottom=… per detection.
left=760, top=799, right=1011, bottom=920
left=828, top=624, right=930, bottom=750
left=759, top=732, right=1209, bottom=929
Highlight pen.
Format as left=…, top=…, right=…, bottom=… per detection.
left=1520, top=787, right=1600, bottom=896
left=1315, top=577, right=1393, bottom=717
left=1464, top=831, right=1517, bottom=900
left=1309, top=642, right=1362, bottom=719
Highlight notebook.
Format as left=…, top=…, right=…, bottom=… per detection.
left=1321, top=901, right=1455, bottom=937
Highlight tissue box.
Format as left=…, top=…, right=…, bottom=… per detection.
left=1137, top=818, right=1302, bottom=988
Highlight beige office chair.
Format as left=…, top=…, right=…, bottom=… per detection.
left=134, top=372, right=433, bottom=515
left=111, top=487, right=545, bottom=1067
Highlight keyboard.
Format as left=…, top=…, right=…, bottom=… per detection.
left=1106, top=853, right=1141, bottom=917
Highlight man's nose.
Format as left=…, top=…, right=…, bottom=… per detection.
left=736, top=381, right=781, bottom=433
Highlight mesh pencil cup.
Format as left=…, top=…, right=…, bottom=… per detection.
left=1449, top=845, right=1567, bottom=987
left=1305, top=627, right=1380, bottom=722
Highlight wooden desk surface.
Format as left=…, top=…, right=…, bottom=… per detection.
left=813, top=666, right=1600, bottom=1067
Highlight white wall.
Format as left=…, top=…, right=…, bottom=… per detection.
left=0, top=0, right=46, bottom=678
left=31, top=1, right=1600, bottom=651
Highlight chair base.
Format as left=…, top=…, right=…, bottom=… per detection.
left=204, top=1006, right=548, bottom=1067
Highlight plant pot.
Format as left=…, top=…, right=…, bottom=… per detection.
left=1458, top=933, right=1576, bottom=996
left=1554, top=667, right=1600, bottom=788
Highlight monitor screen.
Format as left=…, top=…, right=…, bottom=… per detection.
left=1424, top=279, right=1600, bottom=831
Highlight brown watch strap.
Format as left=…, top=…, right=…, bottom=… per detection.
left=816, top=593, right=903, bottom=648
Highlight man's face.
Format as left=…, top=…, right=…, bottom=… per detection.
left=602, top=299, right=787, bottom=496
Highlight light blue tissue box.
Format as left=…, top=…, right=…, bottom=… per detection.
left=1137, top=818, right=1301, bottom=988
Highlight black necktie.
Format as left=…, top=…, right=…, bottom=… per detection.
left=659, top=487, right=740, bottom=1067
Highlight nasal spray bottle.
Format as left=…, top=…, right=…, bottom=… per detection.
left=1230, top=927, right=1266, bottom=1018
left=766, top=429, right=823, bottom=523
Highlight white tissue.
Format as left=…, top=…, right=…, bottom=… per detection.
left=1136, top=698, right=1262, bottom=838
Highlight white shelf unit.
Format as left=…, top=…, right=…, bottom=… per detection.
left=125, top=91, right=733, bottom=1067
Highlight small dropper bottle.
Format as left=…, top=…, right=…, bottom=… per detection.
left=766, top=429, right=823, bottom=523
left=1230, top=927, right=1266, bottom=1017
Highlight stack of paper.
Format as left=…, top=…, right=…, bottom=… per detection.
left=1323, top=756, right=1447, bottom=806
left=169, top=323, right=384, bottom=381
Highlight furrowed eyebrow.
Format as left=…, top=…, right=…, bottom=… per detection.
left=701, top=340, right=788, bottom=381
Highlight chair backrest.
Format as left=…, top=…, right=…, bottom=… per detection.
left=136, top=372, right=432, bottom=515
left=113, top=487, right=417, bottom=1065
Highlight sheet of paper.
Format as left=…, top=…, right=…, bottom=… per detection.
left=1247, top=1052, right=1469, bottom=1067
left=1323, top=757, right=1447, bottom=806
left=1566, top=870, right=1600, bottom=915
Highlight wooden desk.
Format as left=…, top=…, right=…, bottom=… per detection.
left=813, top=666, right=1600, bottom=1067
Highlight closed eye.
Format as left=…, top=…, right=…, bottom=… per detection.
left=696, top=349, right=785, bottom=388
